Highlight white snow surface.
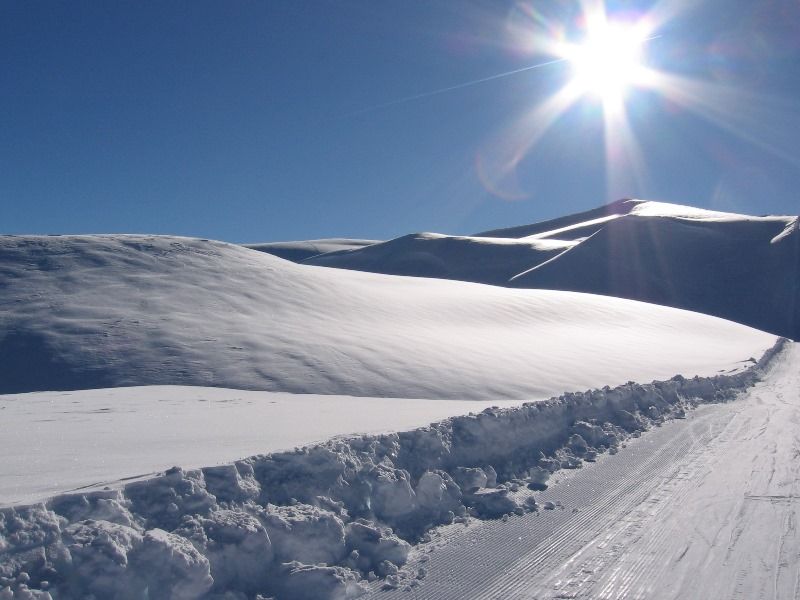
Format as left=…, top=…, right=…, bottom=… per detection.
left=245, top=238, right=379, bottom=262
left=0, top=386, right=523, bottom=506
left=0, top=340, right=787, bottom=600
left=373, top=341, right=800, bottom=600
left=0, top=234, right=776, bottom=398
left=307, top=199, right=799, bottom=339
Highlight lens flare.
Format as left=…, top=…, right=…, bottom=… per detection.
left=564, top=22, right=650, bottom=102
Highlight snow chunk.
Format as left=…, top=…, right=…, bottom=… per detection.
left=135, top=528, right=213, bottom=600
left=201, top=463, right=261, bottom=504
left=466, top=488, right=520, bottom=519
left=178, top=510, right=272, bottom=594
left=49, top=490, right=135, bottom=528
left=63, top=519, right=143, bottom=597
left=126, top=467, right=216, bottom=530
left=451, top=467, right=488, bottom=492
left=278, top=562, right=365, bottom=600
left=345, top=521, right=410, bottom=573
left=369, top=467, right=416, bottom=520
left=261, top=504, right=347, bottom=566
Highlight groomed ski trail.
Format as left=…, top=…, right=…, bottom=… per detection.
left=371, top=342, right=800, bottom=600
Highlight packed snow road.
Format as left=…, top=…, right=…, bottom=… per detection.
left=372, top=342, right=800, bottom=600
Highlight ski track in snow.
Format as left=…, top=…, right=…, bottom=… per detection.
left=370, top=342, right=800, bottom=600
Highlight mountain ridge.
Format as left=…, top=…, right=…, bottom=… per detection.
left=299, top=199, right=799, bottom=339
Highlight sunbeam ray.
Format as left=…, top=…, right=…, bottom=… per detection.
left=603, top=96, right=649, bottom=199
left=654, top=72, right=800, bottom=168
left=477, top=80, right=584, bottom=199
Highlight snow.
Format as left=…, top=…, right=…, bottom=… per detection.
left=629, top=199, right=791, bottom=221
left=509, top=202, right=799, bottom=340
left=520, top=213, right=621, bottom=240
left=303, top=199, right=799, bottom=339
left=378, top=341, right=800, bottom=600
left=0, top=387, right=527, bottom=506
left=305, top=232, right=577, bottom=285
left=245, top=238, right=379, bottom=262
left=0, top=199, right=796, bottom=599
left=0, top=234, right=776, bottom=398
left=0, top=339, right=786, bottom=599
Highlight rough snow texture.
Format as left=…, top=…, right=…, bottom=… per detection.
left=306, top=199, right=800, bottom=339
left=1, top=387, right=527, bottom=506
left=0, top=233, right=776, bottom=396
left=0, top=339, right=786, bottom=599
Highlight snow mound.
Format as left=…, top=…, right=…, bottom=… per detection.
left=305, top=199, right=799, bottom=339
left=246, top=239, right=379, bottom=262
left=0, top=339, right=787, bottom=599
left=306, top=232, right=575, bottom=285
left=0, top=234, right=775, bottom=396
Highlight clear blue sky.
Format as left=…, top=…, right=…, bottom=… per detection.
left=2, top=0, right=798, bottom=242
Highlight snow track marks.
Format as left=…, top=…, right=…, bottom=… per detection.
left=372, top=343, right=800, bottom=600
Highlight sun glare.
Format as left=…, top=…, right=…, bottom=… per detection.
left=482, top=0, right=783, bottom=201
left=565, top=22, right=648, bottom=102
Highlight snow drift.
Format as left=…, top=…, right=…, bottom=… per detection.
left=305, top=200, right=800, bottom=339
left=0, top=339, right=787, bottom=599
left=245, top=239, right=379, bottom=262
left=0, top=234, right=775, bottom=396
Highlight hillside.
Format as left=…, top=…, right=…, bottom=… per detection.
left=304, top=200, right=799, bottom=339
left=0, top=234, right=775, bottom=397
left=245, top=238, right=378, bottom=262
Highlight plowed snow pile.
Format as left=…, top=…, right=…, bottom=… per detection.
left=0, top=234, right=775, bottom=397
left=0, top=387, right=527, bottom=506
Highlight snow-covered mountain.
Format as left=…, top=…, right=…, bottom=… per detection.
left=245, top=238, right=378, bottom=262
left=0, top=205, right=794, bottom=600
left=0, top=232, right=775, bottom=397
left=304, top=199, right=799, bottom=340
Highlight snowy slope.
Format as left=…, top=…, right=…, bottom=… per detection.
left=245, top=238, right=379, bottom=262
left=304, top=199, right=799, bottom=339
left=0, top=234, right=776, bottom=397
left=511, top=201, right=800, bottom=341
left=306, top=232, right=575, bottom=286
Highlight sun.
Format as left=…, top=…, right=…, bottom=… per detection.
left=563, top=21, right=650, bottom=102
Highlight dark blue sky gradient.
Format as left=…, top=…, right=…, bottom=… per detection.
left=2, top=0, right=799, bottom=242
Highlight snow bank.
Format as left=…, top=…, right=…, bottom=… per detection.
left=1, top=388, right=530, bottom=506
left=0, top=339, right=787, bottom=599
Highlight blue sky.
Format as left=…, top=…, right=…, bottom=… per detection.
left=2, top=0, right=799, bottom=242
